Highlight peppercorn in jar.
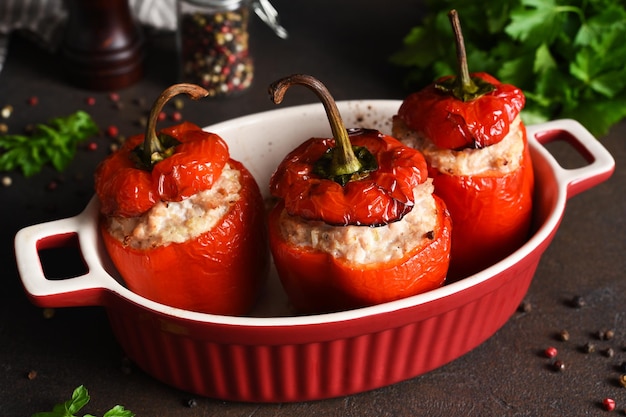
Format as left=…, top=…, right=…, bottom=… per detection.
left=177, top=0, right=254, bottom=97
left=177, top=0, right=287, bottom=97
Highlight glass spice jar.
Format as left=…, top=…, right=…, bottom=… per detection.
left=177, top=0, right=254, bottom=97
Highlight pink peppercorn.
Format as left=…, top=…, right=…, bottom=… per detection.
left=603, top=398, right=616, bottom=411
left=27, top=96, right=39, bottom=106
left=87, top=142, right=98, bottom=151
left=171, top=111, right=182, bottom=122
left=158, top=111, right=167, bottom=121
left=86, top=97, right=96, bottom=106
left=544, top=346, right=558, bottom=359
left=108, top=92, right=120, bottom=102
left=106, top=125, right=119, bottom=138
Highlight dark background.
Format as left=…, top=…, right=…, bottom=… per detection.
left=1, top=1, right=625, bottom=415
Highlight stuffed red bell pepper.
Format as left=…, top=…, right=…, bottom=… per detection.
left=95, top=83, right=268, bottom=315
left=393, top=10, right=534, bottom=280
left=267, top=74, right=452, bottom=314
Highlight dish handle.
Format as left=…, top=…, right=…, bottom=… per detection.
left=14, top=198, right=115, bottom=308
left=527, top=119, right=615, bottom=199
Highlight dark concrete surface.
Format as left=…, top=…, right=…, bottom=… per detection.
left=1, top=1, right=624, bottom=415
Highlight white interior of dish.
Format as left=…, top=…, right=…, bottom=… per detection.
left=20, top=100, right=574, bottom=326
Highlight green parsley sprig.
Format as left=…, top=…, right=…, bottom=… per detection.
left=390, top=0, right=626, bottom=137
left=32, top=385, right=134, bottom=417
left=0, top=110, right=98, bottom=177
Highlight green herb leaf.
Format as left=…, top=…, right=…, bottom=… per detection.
left=32, top=386, right=135, bottom=417
left=0, top=111, right=98, bottom=177
left=390, top=0, right=626, bottom=137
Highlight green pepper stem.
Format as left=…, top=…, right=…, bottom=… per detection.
left=269, top=74, right=362, bottom=176
left=143, top=83, right=209, bottom=164
left=449, top=10, right=476, bottom=94
left=435, top=10, right=495, bottom=102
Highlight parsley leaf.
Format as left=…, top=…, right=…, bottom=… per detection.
left=32, top=386, right=134, bottom=417
left=390, top=0, right=626, bottom=137
left=0, top=111, right=98, bottom=177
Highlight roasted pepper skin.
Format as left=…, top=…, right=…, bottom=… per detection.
left=430, top=131, right=534, bottom=279
left=96, top=122, right=268, bottom=315
left=398, top=72, right=525, bottom=150
left=397, top=73, right=534, bottom=279
left=269, top=129, right=429, bottom=226
left=268, top=129, right=451, bottom=314
left=269, top=196, right=451, bottom=314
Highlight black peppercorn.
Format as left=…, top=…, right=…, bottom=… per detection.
left=570, top=295, right=586, bottom=308
left=552, top=360, right=565, bottom=372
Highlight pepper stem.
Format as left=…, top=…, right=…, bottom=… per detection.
left=450, top=10, right=475, bottom=95
left=435, top=10, right=495, bottom=101
left=142, top=83, right=209, bottom=166
left=269, top=74, right=362, bottom=177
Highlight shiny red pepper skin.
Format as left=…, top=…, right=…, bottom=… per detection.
left=268, top=129, right=451, bottom=313
left=430, top=129, right=534, bottom=279
left=95, top=121, right=268, bottom=315
left=396, top=73, right=534, bottom=279
left=270, top=128, right=429, bottom=226
left=96, top=122, right=231, bottom=217
left=397, top=72, right=525, bottom=150
left=269, top=196, right=451, bottom=314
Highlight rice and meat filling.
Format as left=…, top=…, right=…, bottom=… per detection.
left=106, top=163, right=242, bottom=250
left=392, top=116, right=525, bottom=176
left=277, top=179, right=439, bottom=265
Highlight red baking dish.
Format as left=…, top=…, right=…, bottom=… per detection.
left=14, top=100, right=615, bottom=403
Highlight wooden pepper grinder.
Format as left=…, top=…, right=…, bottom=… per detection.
left=62, top=0, right=145, bottom=91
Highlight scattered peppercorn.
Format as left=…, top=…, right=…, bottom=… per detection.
left=604, top=329, right=615, bottom=340
left=85, top=97, right=96, bottom=106
left=558, top=329, right=570, bottom=342
left=583, top=342, right=596, bottom=353
left=603, top=348, right=615, bottom=358
left=619, top=375, right=626, bottom=388
left=1, top=104, right=13, bottom=119
left=46, top=180, right=58, bottom=191
left=186, top=398, right=198, bottom=408
left=136, top=116, right=148, bottom=128
left=158, top=111, right=167, bottom=122
left=134, top=97, right=147, bottom=108
left=571, top=295, right=586, bottom=308
left=108, top=92, right=120, bottom=102
left=27, top=96, right=39, bottom=106
left=0, top=122, right=7, bottom=134
left=602, top=397, right=616, bottom=411
left=544, top=346, right=558, bottom=359
left=552, top=360, right=565, bottom=372
left=2, top=176, right=11, bottom=187
left=42, top=308, right=55, bottom=319
left=518, top=300, right=532, bottom=313
left=87, top=142, right=98, bottom=151
left=27, top=370, right=37, bottom=380
left=171, top=111, right=183, bottom=122
left=106, top=125, right=119, bottom=138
